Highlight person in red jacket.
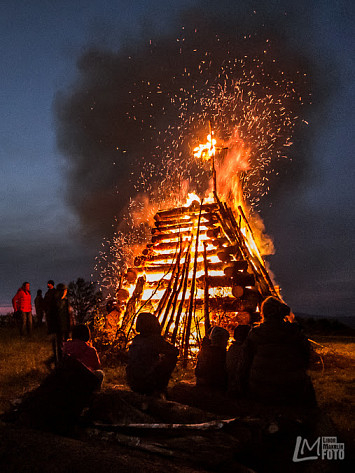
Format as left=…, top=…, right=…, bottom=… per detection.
left=63, top=324, right=103, bottom=385
left=12, top=282, right=32, bottom=336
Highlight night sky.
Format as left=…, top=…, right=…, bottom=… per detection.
left=1, top=0, right=354, bottom=320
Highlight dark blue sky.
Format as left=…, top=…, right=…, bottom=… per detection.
left=1, top=0, right=354, bottom=319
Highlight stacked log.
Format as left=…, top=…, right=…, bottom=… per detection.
left=123, top=198, right=277, bottom=351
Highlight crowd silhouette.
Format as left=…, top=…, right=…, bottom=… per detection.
left=9, top=284, right=318, bottom=434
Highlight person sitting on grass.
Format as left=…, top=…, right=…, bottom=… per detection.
left=63, top=324, right=104, bottom=386
left=195, top=326, right=230, bottom=391
left=126, top=312, right=179, bottom=397
left=7, top=324, right=103, bottom=434
left=237, top=296, right=317, bottom=406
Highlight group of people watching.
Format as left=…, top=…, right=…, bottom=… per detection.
left=126, top=296, right=316, bottom=407
left=7, top=285, right=317, bottom=437
left=11, top=282, right=33, bottom=336
left=13, top=281, right=72, bottom=364
left=12, top=280, right=69, bottom=337
left=12, top=280, right=100, bottom=375
left=12, top=281, right=315, bottom=409
left=195, top=296, right=316, bottom=406
left=9, top=281, right=103, bottom=433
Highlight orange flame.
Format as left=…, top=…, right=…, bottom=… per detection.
left=193, top=133, right=216, bottom=161
left=185, top=192, right=201, bottom=206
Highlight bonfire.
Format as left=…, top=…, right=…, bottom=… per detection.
left=104, top=126, right=282, bottom=362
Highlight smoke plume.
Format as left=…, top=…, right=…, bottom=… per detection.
left=54, top=1, right=328, bottom=245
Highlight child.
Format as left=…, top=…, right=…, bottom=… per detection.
left=12, top=324, right=103, bottom=434
left=63, top=324, right=103, bottom=384
left=195, top=326, right=230, bottom=391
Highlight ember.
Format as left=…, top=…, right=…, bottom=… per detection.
left=106, top=131, right=281, bottom=362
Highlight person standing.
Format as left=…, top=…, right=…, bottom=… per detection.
left=44, top=280, right=68, bottom=367
left=34, top=289, right=45, bottom=327
left=44, top=280, right=56, bottom=329
left=12, top=282, right=32, bottom=336
left=53, top=283, right=71, bottom=363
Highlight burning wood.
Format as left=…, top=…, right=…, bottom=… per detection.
left=203, top=242, right=211, bottom=335
left=114, top=191, right=278, bottom=355
left=155, top=202, right=218, bottom=220
left=182, top=200, right=204, bottom=365
left=106, top=131, right=282, bottom=357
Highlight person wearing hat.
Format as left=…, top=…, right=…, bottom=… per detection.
left=126, top=312, right=179, bottom=396
left=195, top=325, right=230, bottom=391
left=237, top=296, right=316, bottom=406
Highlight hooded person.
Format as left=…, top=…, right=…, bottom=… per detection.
left=195, top=326, right=230, bottom=391
left=237, top=296, right=316, bottom=406
left=126, top=312, right=179, bottom=396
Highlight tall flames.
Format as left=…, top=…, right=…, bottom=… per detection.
left=97, top=129, right=279, bottom=358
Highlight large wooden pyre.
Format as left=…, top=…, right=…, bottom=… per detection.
left=118, top=194, right=278, bottom=360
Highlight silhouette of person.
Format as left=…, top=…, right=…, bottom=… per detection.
left=52, top=283, right=71, bottom=363
left=44, top=280, right=56, bottom=332
left=126, top=312, right=178, bottom=396
left=34, top=289, right=45, bottom=327
left=63, top=324, right=103, bottom=385
left=238, top=296, right=316, bottom=406
left=195, top=326, right=230, bottom=391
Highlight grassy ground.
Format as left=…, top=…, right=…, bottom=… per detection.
left=0, top=326, right=52, bottom=413
left=307, top=335, right=355, bottom=445
left=0, top=326, right=354, bottom=445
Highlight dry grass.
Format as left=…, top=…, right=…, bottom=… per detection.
left=0, top=326, right=52, bottom=413
left=1, top=326, right=354, bottom=445
left=308, top=335, right=355, bottom=445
